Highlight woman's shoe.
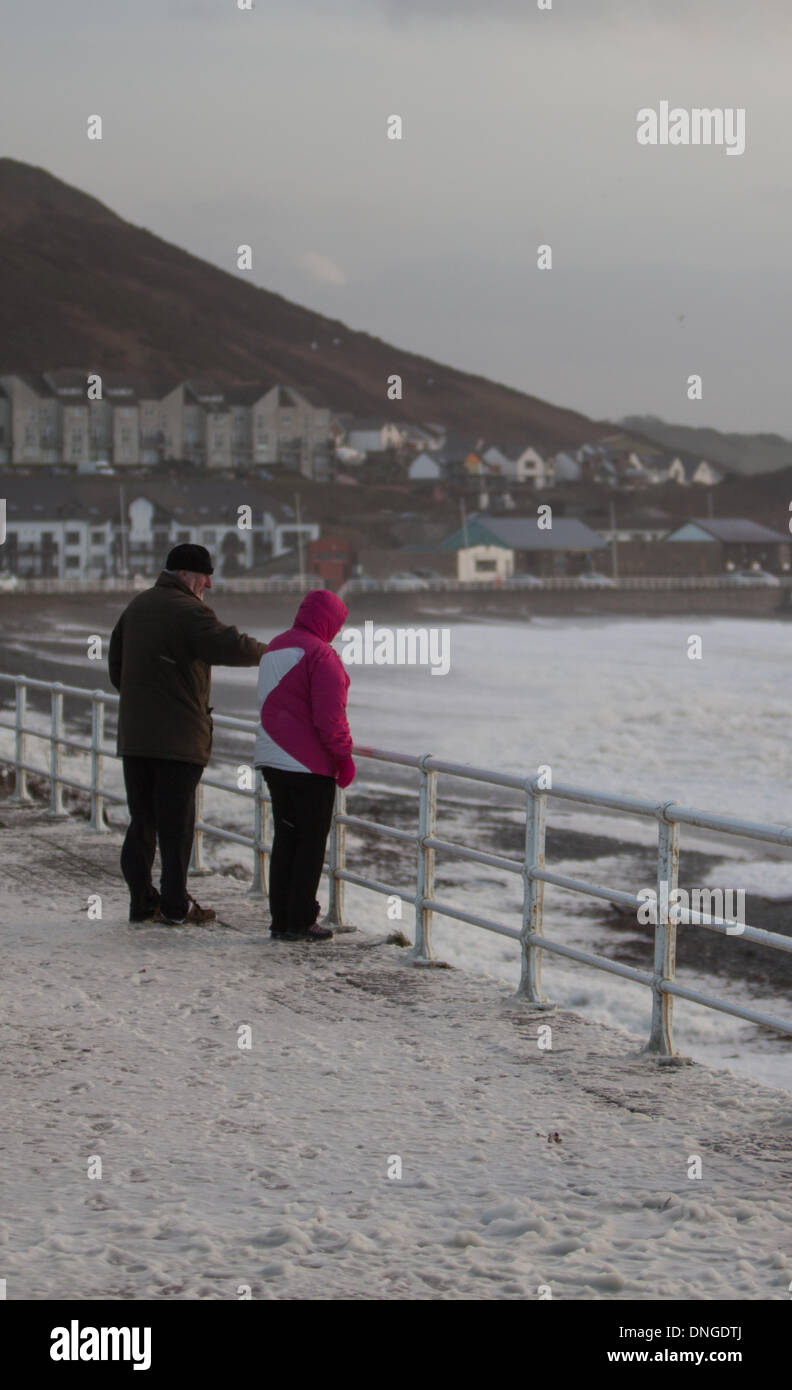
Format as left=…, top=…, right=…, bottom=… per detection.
left=273, top=923, right=334, bottom=941
left=303, top=922, right=334, bottom=942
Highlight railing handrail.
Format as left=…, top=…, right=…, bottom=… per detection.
left=1, top=671, right=790, bottom=1055
left=3, top=678, right=787, bottom=844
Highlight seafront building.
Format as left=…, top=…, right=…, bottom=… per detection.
left=1, top=478, right=319, bottom=581
left=0, top=371, right=333, bottom=479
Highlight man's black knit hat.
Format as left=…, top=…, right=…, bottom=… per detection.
left=166, top=543, right=214, bottom=574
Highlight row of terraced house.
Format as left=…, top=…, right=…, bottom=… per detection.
left=0, top=371, right=334, bottom=477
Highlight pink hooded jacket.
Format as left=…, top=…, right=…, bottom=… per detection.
left=254, top=589, right=352, bottom=777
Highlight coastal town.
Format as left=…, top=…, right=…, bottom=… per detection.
left=0, top=368, right=790, bottom=593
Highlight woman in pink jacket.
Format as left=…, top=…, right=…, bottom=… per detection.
left=254, top=589, right=355, bottom=941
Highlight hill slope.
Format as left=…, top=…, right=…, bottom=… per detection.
left=621, top=415, right=792, bottom=477
left=1, top=157, right=608, bottom=451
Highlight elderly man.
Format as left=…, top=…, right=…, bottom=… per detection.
left=109, top=543, right=266, bottom=925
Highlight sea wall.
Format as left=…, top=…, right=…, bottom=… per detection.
left=343, top=586, right=789, bottom=622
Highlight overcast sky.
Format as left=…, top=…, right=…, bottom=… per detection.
left=2, top=0, right=790, bottom=434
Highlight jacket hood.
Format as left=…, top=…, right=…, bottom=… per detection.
left=294, top=588, right=349, bottom=642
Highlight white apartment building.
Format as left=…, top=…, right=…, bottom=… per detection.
left=8, top=516, right=91, bottom=579
left=1, top=482, right=321, bottom=581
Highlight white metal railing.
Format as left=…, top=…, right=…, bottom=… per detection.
left=1, top=671, right=791, bottom=1058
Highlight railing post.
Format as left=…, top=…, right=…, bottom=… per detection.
left=11, top=677, right=31, bottom=803
left=517, top=782, right=552, bottom=1004
left=88, top=692, right=107, bottom=832
left=325, top=785, right=349, bottom=928
left=645, top=806, right=680, bottom=1055
left=409, top=755, right=437, bottom=963
left=249, top=769, right=269, bottom=898
left=188, top=780, right=210, bottom=874
left=47, top=683, right=67, bottom=819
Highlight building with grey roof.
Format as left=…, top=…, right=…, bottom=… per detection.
left=665, top=519, right=787, bottom=544
left=439, top=513, right=607, bottom=578
left=663, top=518, right=789, bottom=573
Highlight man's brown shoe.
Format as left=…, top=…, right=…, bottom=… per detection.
left=160, top=896, right=217, bottom=926
left=186, top=896, right=216, bottom=924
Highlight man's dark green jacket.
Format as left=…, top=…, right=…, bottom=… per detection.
left=108, top=572, right=266, bottom=765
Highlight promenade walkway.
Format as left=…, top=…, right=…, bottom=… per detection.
left=1, top=801, right=790, bottom=1300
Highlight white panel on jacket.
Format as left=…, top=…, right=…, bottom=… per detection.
left=257, top=646, right=304, bottom=702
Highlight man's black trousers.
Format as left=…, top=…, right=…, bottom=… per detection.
left=121, top=756, right=204, bottom=921
left=260, top=767, right=337, bottom=934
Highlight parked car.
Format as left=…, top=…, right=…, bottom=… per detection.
left=577, top=572, right=615, bottom=587
left=0, top=572, right=19, bottom=591
left=503, top=573, right=544, bottom=589
left=77, top=459, right=115, bottom=476
left=724, top=568, right=780, bottom=587
left=387, top=572, right=430, bottom=591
